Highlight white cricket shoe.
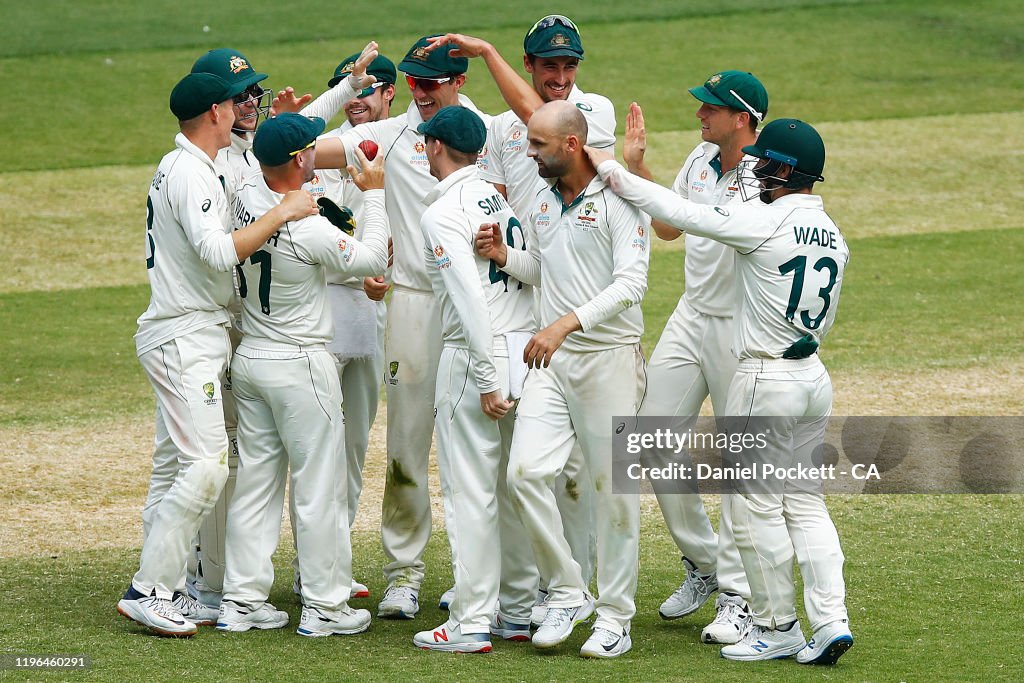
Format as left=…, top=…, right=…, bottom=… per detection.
left=351, top=580, right=370, bottom=600
left=720, top=623, right=806, bottom=661
left=489, top=612, right=532, bottom=642
left=117, top=586, right=197, bottom=637
left=533, top=597, right=595, bottom=649
left=413, top=621, right=492, bottom=653
left=172, top=591, right=218, bottom=626
left=580, top=627, right=632, bottom=658
left=701, top=593, right=752, bottom=644
left=377, top=585, right=420, bottom=619
left=215, top=599, right=289, bottom=632
left=438, top=585, right=456, bottom=610
left=296, top=605, right=371, bottom=637
left=186, top=577, right=222, bottom=609
left=530, top=588, right=549, bottom=628
left=796, top=619, right=853, bottom=665
left=659, top=557, right=718, bottom=619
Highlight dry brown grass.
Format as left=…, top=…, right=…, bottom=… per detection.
left=3, top=362, right=1019, bottom=559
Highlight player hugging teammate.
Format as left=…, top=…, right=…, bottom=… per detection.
left=119, top=14, right=853, bottom=668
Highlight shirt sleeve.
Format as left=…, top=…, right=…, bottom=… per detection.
left=580, top=94, right=616, bottom=150
left=478, top=118, right=507, bottom=186
left=572, top=195, right=650, bottom=332
left=173, top=168, right=239, bottom=272
left=332, top=119, right=389, bottom=173
left=298, top=190, right=389, bottom=277
left=499, top=208, right=541, bottom=286
left=422, top=208, right=500, bottom=394
left=596, top=159, right=778, bottom=252
left=300, top=79, right=359, bottom=124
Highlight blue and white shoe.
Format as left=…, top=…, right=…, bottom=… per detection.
left=117, top=585, right=197, bottom=637
left=414, top=621, right=492, bottom=653
left=720, top=623, right=806, bottom=661
left=489, top=612, right=532, bottom=642
left=296, top=605, right=371, bottom=637
left=580, top=627, right=632, bottom=658
left=172, top=591, right=218, bottom=626
left=533, top=597, right=595, bottom=649
left=796, top=619, right=853, bottom=665
left=377, top=585, right=419, bottom=619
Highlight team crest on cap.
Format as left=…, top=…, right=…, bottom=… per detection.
left=708, top=74, right=722, bottom=87
left=229, top=56, right=250, bottom=74
left=203, top=382, right=215, bottom=399
left=341, top=61, right=356, bottom=75
left=411, top=47, right=430, bottom=61
left=551, top=33, right=570, bottom=47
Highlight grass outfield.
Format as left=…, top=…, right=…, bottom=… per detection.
left=2, top=0, right=1023, bottom=679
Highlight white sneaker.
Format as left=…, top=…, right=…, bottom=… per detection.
left=215, top=599, right=289, bottom=632
left=296, top=605, right=371, bottom=637
left=580, top=627, right=632, bottom=658
left=172, top=591, right=218, bottom=626
left=530, top=589, right=549, bottom=628
left=351, top=580, right=370, bottom=600
left=438, top=585, right=456, bottom=610
left=117, top=586, right=197, bottom=637
left=796, top=619, right=853, bottom=665
left=377, top=585, right=419, bottom=619
left=489, top=612, right=532, bottom=642
left=720, top=623, right=806, bottom=661
left=186, top=577, right=222, bottom=609
left=701, top=593, right=752, bottom=644
left=413, top=621, right=492, bottom=653
left=659, top=557, right=718, bottom=619
left=533, top=598, right=595, bottom=649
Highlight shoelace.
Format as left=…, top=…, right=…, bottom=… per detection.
left=712, top=598, right=746, bottom=626
left=542, top=606, right=574, bottom=630
left=674, top=571, right=714, bottom=600
left=146, top=596, right=185, bottom=621
left=173, top=593, right=204, bottom=614
left=740, top=625, right=769, bottom=646
left=591, top=628, right=619, bottom=646
left=385, top=586, right=416, bottom=602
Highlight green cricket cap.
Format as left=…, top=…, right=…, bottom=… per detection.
left=742, top=118, right=826, bottom=183
left=328, top=52, right=397, bottom=92
left=252, top=113, right=327, bottom=167
left=417, top=105, right=486, bottom=154
left=169, top=72, right=246, bottom=121
left=399, top=35, right=468, bottom=77
left=524, top=15, right=584, bottom=59
left=191, top=48, right=268, bottom=90
left=689, top=70, right=768, bottom=122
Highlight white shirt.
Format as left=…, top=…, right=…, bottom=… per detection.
left=421, top=165, right=535, bottom=393
left=337, top=96, right=491, bottom=292
left=500, top=174, right=650, bottom=353
left=232, top=174, right=389, bottom=346
left=135, top=133, right=238, bottom=356
left=478, top=85, right=616, bottom=221
left=597, top=160, right=849, bottom=360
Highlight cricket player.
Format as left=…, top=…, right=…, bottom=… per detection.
left=409, top=106, right=537, bottom=653
left=480, top=100, right=649, bottom=658
left=314, top=35, right=492, bottom=619
left=185, top=43, right=379, bottom=607
left=426, top=17, right=615, bottom=617
left=117, top=73, right=317, bottom=637
left=587, top=117, right=853, bottom=665
left=623, top=71, right=767, bottom=643
left=216, top=114, right=389, bottom=637
left=291, top=50, right=400, bottom=604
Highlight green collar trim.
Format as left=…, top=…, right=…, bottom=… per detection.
left=550, top=183, right=587, bottom=213
left=709, top=153, right=722, bottom=176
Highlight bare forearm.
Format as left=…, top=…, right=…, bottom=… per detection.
left=480, top=43, right=543, bottom=123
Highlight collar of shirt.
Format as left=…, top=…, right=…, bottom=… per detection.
left=230, top=130, right=254, bottom=153
left=765, top=192, right=825, bottom=210
left=175, top=132, right=219, bottom=172
left=544, top=172, right=608, bottom=213
left=422, top=164, right=479, bottom=207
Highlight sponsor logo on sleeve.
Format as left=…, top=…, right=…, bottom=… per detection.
left=632, top=224, right=648, bottom=251
left=433, top=244, right=451, bottom=269
left=202, top=198, right=212, bottom=212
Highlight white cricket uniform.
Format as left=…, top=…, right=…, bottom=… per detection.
left=421, top=164, right=538, bottom=632
left=336, top=96, right=491, bottom=589
left=501, top=175, right=650, bottom=635
left=221, top=174, right=389, bottom=612
left=132, top=132, right=241, bottom=600
left=641, top=142, right=751, bottom=600
left=477, top=85, right=616, bottom=587
left=596, top=159, right=850, bottom=632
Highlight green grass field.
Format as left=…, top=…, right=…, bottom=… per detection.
left=1, top=0, right=1023, bottom=680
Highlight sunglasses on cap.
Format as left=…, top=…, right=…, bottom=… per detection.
left=405, top=75, right=453, bottom=92
left=289, top=140, right=316, bottom=157
left=357, top=81, right=386, bottom=98
left=527, top=14, right=580, bottom=37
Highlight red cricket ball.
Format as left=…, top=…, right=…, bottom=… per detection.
left=358, top=140, right=379, bottom=161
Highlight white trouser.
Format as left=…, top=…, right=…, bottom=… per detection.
left=642, top=298, right=749, bottom=598
left=134, top=324, right=231, bottom=599
left=381, top=287, right=443, bottom=588
left=223, top=340, right=353, bottom=611
left=726, top=356, right=848, bottom=631
left=508, top=345, right=645, bottom=634
left=435, top=344, right=537, bottom=632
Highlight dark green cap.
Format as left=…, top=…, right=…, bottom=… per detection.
left=689, top=70, right=768, bottom=123
left=742, top=118, right=825, bottom=185
left=417, top=106, right=486, bottom=154
left=252, top=113, right=326, bottom=167
left=328, top=52, right=397, bottom=97
left=524, top=15, right=584, bottom=59
left=169, top=72, right=246, bottom=121
left=399, top=35, right=468, bottom=77
left=191, top=48, right=268, bottom=90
